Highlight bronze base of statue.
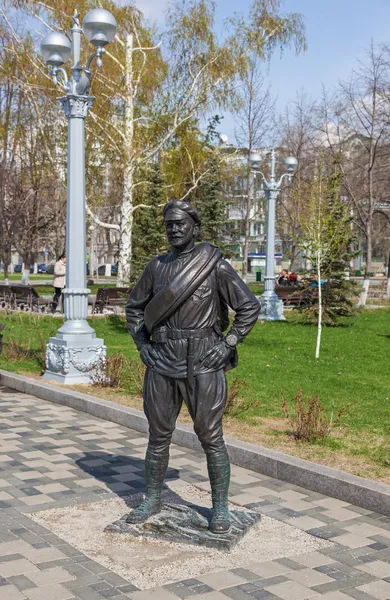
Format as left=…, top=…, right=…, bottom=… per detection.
left=106, top=502, right=261, bottom=551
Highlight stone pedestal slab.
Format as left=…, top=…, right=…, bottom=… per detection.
left=106, top=503, right=261, bottom=551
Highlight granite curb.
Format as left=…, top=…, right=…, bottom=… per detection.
left=1, top=368, right=389, bottom=517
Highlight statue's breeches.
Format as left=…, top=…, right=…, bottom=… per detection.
left=143, top=368, right=227, bottom=454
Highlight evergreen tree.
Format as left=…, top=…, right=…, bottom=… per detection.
left=190, top=116, right=230, bottom=253
left=318, top=259, right=360, bottom=325
left=319, top=159, right=360, bottom=324
left=131, top=163, right=167, bottom=283
left=192, top=156, right=229, bottom=250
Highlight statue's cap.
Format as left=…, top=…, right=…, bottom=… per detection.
left=163, top=200, right=200, bottom=225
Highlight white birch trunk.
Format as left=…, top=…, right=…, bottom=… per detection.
left=315, top=250, right=322, bottom=360
left=117, top=33, right=134, bottom=287
left=358, top=278, right=370, bottom=306
left=21, top=268, right=30, bottom=285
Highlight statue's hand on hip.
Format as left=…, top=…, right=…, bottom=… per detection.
left=200, top=341, right=232, bottom=370
left=140, top=344, right=159, bottom=368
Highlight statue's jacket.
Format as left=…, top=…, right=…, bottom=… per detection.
left=126, top=243, right=260, bottom=378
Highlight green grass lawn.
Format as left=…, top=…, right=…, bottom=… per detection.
left=0, top=309, right=389, bottom=480
left=247, top=283, right=264, bottom=295
left=0, top=274, right=51, bottom=282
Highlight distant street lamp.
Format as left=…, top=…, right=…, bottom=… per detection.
left=250, top=149, right=298, bottom=321
left=40, top=9, right=117, bottom=383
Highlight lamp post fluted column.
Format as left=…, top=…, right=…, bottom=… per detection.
left=41, top=9, right=117, bottom=383
left=259, top=150, right=284, bottom=320
left=251, top=149, right=297, bottom=322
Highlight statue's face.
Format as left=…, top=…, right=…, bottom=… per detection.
left=165, top=210, right=198, bottom=249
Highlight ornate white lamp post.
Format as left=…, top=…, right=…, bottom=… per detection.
left=250, top=150, right=298, bottom=321
left=41, top=9, right=117, bottom=383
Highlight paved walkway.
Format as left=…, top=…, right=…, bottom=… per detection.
left=0, top=385, right=389, bottom=600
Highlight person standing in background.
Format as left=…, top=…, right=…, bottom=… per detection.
left=52, top=253, right=66, bottom=312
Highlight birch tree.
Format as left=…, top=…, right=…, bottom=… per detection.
left=319, top=43, right=390, bottom=306
left=0, top=15, right=64, bottom=283
left=299, top=159, right=354, bottom=359
left=8, top=0, right=306, bottom=285
left=0, top=21, right=20, bottom=283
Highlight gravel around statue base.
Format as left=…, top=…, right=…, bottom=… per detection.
left=105, top=502, right=261, bottom=550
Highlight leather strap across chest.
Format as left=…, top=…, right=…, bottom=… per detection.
left=144, top=243, right=221, bottom=334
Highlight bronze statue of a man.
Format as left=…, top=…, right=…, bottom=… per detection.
left=125, top=200, right=260, bottom=533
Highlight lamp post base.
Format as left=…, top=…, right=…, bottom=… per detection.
left=43, top=289, right=106, bottom=384
left=43, top=333, right=106, bottom=385
left=258, top=293, right=285, bottom=322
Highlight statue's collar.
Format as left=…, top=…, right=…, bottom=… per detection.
left=171, top=245, right=196, bottom=259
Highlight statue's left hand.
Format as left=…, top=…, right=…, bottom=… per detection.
left=200, top=341, right=232, bottom=370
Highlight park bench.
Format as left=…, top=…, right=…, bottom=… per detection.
left=9, top=285, right=52, bottom=313
left=92, top=287, right=131, bottom=314
left=0, top=285, right=15, bottom=310
left=275, top=284, right=317, bottom=307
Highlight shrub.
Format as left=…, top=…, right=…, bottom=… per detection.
left=90, top=353, right=145, bottom=391
left=126, top=358, right=145, bottom=395
left=37, top=331, right=47, bottom=371
left=4, top=338, right=33, bottom=361
left=90, top=353, right=129, bottom=388
left=3, top=329, right=47, bottom=372
left=281, top=389, right=345, bottom=442
left=224, top=376, right=249, bottom=416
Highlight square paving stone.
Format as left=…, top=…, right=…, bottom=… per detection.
left=264, top=580, right=318, bottom=599
left=8, top=574, right=36, bottom=590
left=357, top=579, right=390, bottom=599
left=0, top=584, right=26, bottom=600
left=357, top=560, right=390, bottom=578
left=24, top=583, right=76, bottom=599
left=288, top=567, right=334, bottom=587
left=221, top=588, right=261, bottom=600
left=199, top=571, right=248, bottom=590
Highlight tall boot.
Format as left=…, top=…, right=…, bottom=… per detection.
left=207, top=448, right=231, bottom=534
left=126, top=447, right=169, bottom=524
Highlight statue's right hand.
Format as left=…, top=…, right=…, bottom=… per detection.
left=139, top=344, right=159, bottom=368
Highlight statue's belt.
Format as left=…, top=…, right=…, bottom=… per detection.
left=151, top=326, right=218, bottom=392
left=152, top=326, right=215, bottom=343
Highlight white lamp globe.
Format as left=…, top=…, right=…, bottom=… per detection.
left=284, top=156, right=298, bottom=173
left=249, top=151, right=262, bottom=168
left=41, top=32, right=71, bottom=67
left=83, top=8, right=117, bottom=48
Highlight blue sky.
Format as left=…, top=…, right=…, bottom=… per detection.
left=138, top=0, right=390, bottom=141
